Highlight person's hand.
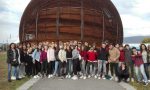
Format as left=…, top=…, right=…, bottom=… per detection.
left=13, top=59, right=16, bottom=61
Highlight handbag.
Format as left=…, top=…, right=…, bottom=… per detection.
left=11, top=60, right=19, bottom=66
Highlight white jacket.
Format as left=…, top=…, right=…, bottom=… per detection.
left=47, top=48, right=56, bottom=62
left=58, top=49, right=67, bottom=62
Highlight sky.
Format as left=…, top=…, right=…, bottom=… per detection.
left=0, top=0, right=150, bottom=43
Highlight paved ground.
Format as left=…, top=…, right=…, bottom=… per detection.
left=30, top=78, right=126, bottom=90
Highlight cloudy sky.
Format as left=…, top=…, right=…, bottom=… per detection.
left=0, top=0, right=150, bottom=43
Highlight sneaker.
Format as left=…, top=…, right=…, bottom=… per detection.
left=115, top=77, right=118, bottom=81
left=11, top=76, right=16, bottom=80
left=110, top=76, right=113, bottom=80
left=94, top=75, right=97, bottom=79
left=83, top=76, right=87, bottom=79
left=98, top=77, right=101, bottom=80
left=102, top=75, right=106, bottom=80
left=33, top=75, right=37, bottom=79
left=131, top=78, right=134, bottom=82
left=68, top=75, right=71, bottom=79
left=48, top=75, right=51, bottom=78
left=88, top=75, right=91, bottom=78
left=72, top=75, right=78, bottom=80
left=19, top=76, right=22, bottom=79
left=80, top=75, right=84, bottom=79
left=143, top=82, right=149, bottom=86
left=66, top=75, right=69, bottom=78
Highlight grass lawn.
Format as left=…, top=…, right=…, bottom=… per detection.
left=0, top=52, right=30, bottom=90
left=130, top=81, right=150, bottom=90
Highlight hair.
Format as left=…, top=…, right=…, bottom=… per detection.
left=140, top=44, right=147, bottom=52
left=9, top=43, right=16, bottom=50
left=109, top=43, right=115, bottom=47
left=132, top=47, right=136, bottom=50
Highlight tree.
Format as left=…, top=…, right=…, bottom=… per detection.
left=142, top=38, right=150, bottom=43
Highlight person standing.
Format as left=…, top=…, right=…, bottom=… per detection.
left=58, top=45, right=67, bottom=79
left=97, top=43, right=109, bottom=79
left=147, top=45, right=150, bottom=81
left=124, top=44, right=134, bottom=82
left=72, top=45, right=80, bottom=80
left=32, top=45, right=41, bottom=78
left=140, top=44, right=149, bottom=80
left=40, top=45, right=48, bottom=77
left=7, top=43, right=19, bottom=82
left=108, top=43, right=120, bottom=81
left=132, top=47, right=149, bottom=86
left=47, top=43, right=56, bottom=78
left=80, top=45, right=88, bottom=79
left=119, top=45, right=125, bottom=66
left=86, top=47, right=98, bottom=79
left=66, top=45, right=73, bottom=78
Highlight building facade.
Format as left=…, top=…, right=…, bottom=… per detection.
left=19, top=0, right=123, bottom=44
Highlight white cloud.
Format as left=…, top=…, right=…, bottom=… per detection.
left=112, top=0, right=150, bottom=37
left=0, top=0, right=31, bottom=43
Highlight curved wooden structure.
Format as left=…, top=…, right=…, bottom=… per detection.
left=19, top=0, right=123, bottom=44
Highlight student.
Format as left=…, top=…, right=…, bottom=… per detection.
left=132, top=47, right=149, bottom=86
left=108, top=43, right=120, bottom=81
left=32, top=45, right=41, bottom=78
left=97, top=43, right=109, bottom=79
left=26, top=47, right=33, bottom=77
left=86, top=47, right=98, bottom=79
left=80, top=45, right=87, bottom=79
left=7, top=43, right=19, bottom=82
left=66, top=45, right=73, bottom=78
left=72, top=45, right=80, bottom=80
left=58, top=45, right=67, bottom=79
left=119, top=45, right=125, bottom=66
left=124, top=44, right=134, bottom=82
left=47, top=43, right=56, bottom=78
left=117, top=63, right=129, bottom=83
left=140, top=44, right=149, bottom=80
left=18, top=43, right=25, bottom=79
left=147, top=45, right=150, bottom=80
left=40, top=45, right=48, bottom=77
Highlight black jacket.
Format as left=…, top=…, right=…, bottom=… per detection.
left=66, top=49, right=72, bottom=58
left=97, top=48, right=108, bottom=60
left=7, top=49, right=19, bottom=64
left=118, top=66, right=129, bottom=76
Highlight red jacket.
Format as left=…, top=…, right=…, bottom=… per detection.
left=119, top=50, right=125, bottom=62
left=40, top=50, right=47, bottom=62
left=80, top=50, right=88, bottom=61
left=87, top=51, right=97, bottom=62
left=132, top=53, right=144, bottom=67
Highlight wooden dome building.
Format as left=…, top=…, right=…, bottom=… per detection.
left=19, top=0, right=123, bottom=44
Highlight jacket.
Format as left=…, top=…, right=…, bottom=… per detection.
left=58, top=49, right=67, bottom=62
left=97, top=48, right=108, bottom=60
left=47, top=48, right=56, bottom=62
left=109, top=47, right=120, bottom=63
left=7, top=49, right=19, bottom=64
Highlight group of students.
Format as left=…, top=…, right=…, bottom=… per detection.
left=7, top=41, right=150, bottom=86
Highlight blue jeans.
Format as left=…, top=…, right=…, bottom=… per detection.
left=66, top=59, right=73, bottom=75
left=12, top=66, right=19, bottom=79
left=81, top=60, right=86, bottom=76
left=98, top=60, right=107, bottom=76
left=135, top=64, right=148, bottom=82
left=8, top=64, right=12, bottom=80
left=53, top=60, right=59, bottom=76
